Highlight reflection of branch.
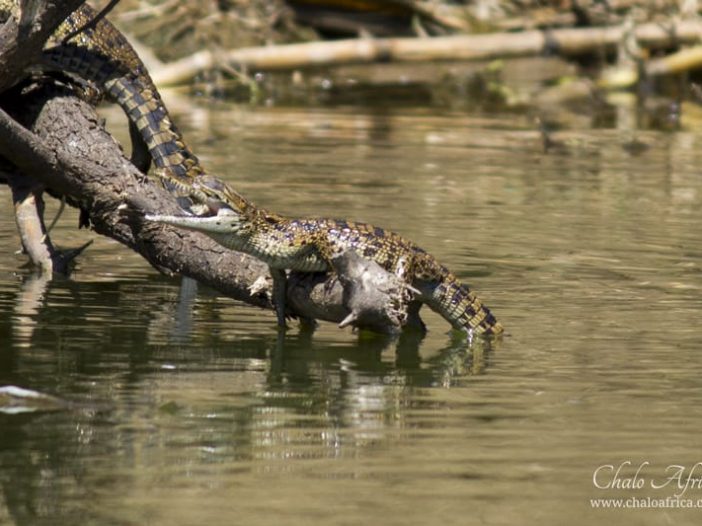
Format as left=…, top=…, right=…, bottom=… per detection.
left=12, top=272, right=50, bottom=348
left=427, top=338, right=499, bottom=388
left=145, top=277, right=198, bottom=345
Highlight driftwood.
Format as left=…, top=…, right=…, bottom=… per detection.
left=0, top=2, right=420, bottom=334
left=152, top=18, right=702, bottom=85
left=600, top=45, right=702, bottom=90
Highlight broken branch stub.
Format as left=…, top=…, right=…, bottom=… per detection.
left=332, top=250, right=416, bottom=334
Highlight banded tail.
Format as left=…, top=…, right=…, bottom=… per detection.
left=423, top=274, right=503, bottom=336
left=39, top=4, right=203, bottom=184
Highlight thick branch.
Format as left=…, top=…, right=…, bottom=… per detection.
left=6, top=172, right=64, bottom=274
left=0, top=84, right=414, bottom=332
left=0, top=84, right=272, bottom=307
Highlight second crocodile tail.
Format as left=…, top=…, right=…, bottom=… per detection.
left=41, top=5, right=204, bottom=184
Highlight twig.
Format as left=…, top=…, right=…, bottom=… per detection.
left=43, top=195, right=65, bottom=237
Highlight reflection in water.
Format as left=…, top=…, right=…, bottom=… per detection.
left=146, top=276, right=199, bottom=346
left=0, top=277, right=493, bottom=523
left=12, top=273, right=50, bottom=348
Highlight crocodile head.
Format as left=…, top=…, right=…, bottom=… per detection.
left=154, top=169, right=253, bottom=215
left=144, top=205, right=256, bottom=250
left=148, top=171, right=283, bottom=249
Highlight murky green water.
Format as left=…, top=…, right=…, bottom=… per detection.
left=1, top=97, right=702, bottom=525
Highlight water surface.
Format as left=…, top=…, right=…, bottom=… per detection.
left=1, top=99, right=701, bottom=525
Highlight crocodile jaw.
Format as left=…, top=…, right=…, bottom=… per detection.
left=144, top=209, right=241, bottom=236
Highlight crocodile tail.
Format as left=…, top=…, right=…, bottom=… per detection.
left=426, top=275, right=503, bottom=336
left=41, top=5, right=203, bottom=185
left=105, top=76, right=203, bottom=183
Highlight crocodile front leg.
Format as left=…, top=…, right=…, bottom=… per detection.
left=269, top=267, right=288, bottom=328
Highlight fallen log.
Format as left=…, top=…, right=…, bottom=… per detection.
left=0, top=82, right=417, bottom=334
left=152, top=18, right=702, bottom=85
left=599, top=45, right=702, bottom=90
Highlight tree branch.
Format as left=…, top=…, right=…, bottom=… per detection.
left=0, top=82, right=416, bottom=332
left=0, top=83, right=273, bottom=306
left=5, top=170, right=86, bottom=274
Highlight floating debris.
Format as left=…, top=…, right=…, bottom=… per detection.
left=0, top=385, right=67, bottom=415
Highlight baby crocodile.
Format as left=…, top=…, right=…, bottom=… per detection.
left=146, top=177, right=504, bottom=337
